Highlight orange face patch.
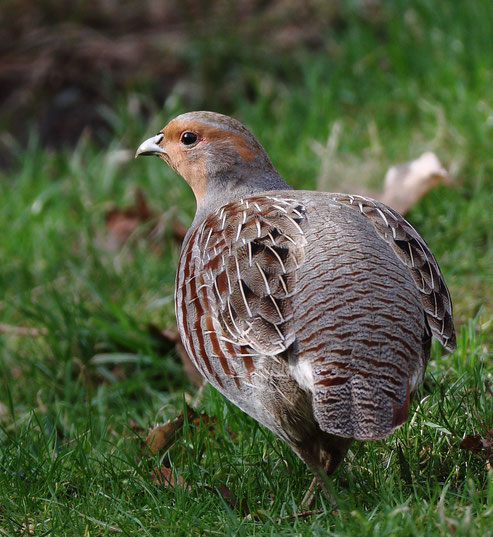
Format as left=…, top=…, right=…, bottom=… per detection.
left=163, top=120, right=257, bottom=162
left=158, top=119, right=258, bottom=204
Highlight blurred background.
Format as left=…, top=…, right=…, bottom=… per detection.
left=1, top=0, right=362, bottom=148
left=1, top=0, right=492, bottom=323
left=0, top=1, right=492, bottom=533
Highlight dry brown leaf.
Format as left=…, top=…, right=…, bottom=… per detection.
left=459, top=430, right=493, bottom=463
left=10, top=365, right=22, bottom=379
left=144, top=406, right=197, bottom=455
left=317, top=142, right=453, bottom=216
left=217, top=483, right=249, bottom=516
left=151, top=466, right=190, bottom=489
left=381, top=152, right=452, bottom=215
left=191, top=413, right=217, bottom=428
left=105, top=188, right=154, bottom=246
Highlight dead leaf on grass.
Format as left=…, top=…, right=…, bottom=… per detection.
left=144, top=406, right=197, bottom=455
left=144, top=406, right=220, bottom=459
left=190, top=413, right=217, bottom=429
left=315, top=129, right=453, bottom=216
left=103, top=188, right=189, bottom=253
left=459, top=429, right=493, bottom=464
left=105, top=188, right=154, bottom=246
left=151, top=466, right=190, bottom=489
left=380, top=152, right=452, bottom=214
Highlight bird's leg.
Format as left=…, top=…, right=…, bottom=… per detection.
left=300, top=459, right=335, bottom=510
left=301, top=475, right=321, bottom=509
left=298, top=436, right=352, bottom=510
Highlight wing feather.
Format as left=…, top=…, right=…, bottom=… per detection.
left=328, top=194, right=456, bottom=351
left=189, top=196, right=307, bottom=355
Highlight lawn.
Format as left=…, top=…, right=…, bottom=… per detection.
left=0, top=1, right=492, bottom=535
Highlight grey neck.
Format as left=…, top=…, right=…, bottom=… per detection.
left=191, top=169, right=292, bottom=229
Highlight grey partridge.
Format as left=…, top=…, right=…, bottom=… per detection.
left=136, top=111, right=456, bottom=490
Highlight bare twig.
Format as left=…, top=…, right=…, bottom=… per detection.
left=0, top=323, right=47, bottom=337
left=277, top=509, right=325, bottom=521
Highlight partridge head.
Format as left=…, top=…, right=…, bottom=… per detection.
left=136, top=111, right=456, bottom=491
left=135, top=111, right=289, bottom=221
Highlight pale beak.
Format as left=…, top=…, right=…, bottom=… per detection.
left=135, top=133, right=166, bottom=158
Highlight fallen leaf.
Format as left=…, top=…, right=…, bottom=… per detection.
left=144, top=406, right=197, bottom=455
left=381, top=152, right=452, bottom=215
left=191, top=413, right=217, bottom=428
left=459, top=430, right=493, bottom=463
left=151, top=466, right=190, bottom=489
left=104, top=189, right=187, bottom=252
left=314, top=123, right=451, bottom=216
left=10, top=365, right=22, bottom=379
left=105, top=188, right=154, bottom=246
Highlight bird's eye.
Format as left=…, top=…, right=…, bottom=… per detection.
left=181, top=132, right=198, bottom=146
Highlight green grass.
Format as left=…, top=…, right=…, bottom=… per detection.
left=1, top=0, right=493, bottom=534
